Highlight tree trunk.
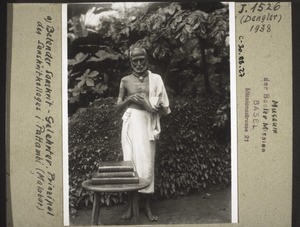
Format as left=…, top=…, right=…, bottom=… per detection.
left=218, top=72, right=223, bottom=94
left=162, top=57, right=172, bottom=83
left=199, top=41, right=211, bottom=94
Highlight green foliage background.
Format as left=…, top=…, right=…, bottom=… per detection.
left=67, top=2, right=231, bottom=211
left=67, top=3, right=230, bottom=114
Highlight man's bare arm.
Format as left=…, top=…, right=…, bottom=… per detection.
left=116, top=78, right=160, bottom=113
left=116, top=79, right=131, bottom=113
left=116, top=79, right=144, bottom=112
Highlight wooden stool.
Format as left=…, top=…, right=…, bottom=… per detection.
left=82, top=179, right=149, bottom=225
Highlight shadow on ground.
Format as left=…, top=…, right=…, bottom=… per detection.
left=70, top=186, right=231, bottom=225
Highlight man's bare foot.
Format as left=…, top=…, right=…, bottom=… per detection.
left=144, top=196, right=158, bottom=222
left=145, top=208, right=158, bottom=222
left=122, top=196, right=133, bottom=220
left=122, top=205, right=133, bottom=220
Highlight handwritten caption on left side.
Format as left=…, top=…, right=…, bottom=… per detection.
left=34, top=16, right=56, bottom=217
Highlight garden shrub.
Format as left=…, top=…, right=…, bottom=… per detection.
left=69, top=97, right=124, bottom=209
left=154, top=96, right=231, bottom=199
left=68, top=95, right=230, bottom=210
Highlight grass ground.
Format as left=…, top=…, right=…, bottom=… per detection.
left=70, top=186, right=231, bottom=226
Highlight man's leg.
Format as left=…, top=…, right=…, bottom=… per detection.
left=143, top=194, right=158, bottom=221
left=122, top=193, right=132, bottom=220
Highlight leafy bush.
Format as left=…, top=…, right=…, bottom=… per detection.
left=155, top=96, right=230, bottom=198
left=69, top=97, right=124, bottom=209
left=69, top=95, right=230, bottom=210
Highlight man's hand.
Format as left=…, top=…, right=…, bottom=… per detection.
left=128, top=93, right=144, bottom=104
left=127, top=93, right=162, bottom=113
left=127, top=93, right=155, bottom=112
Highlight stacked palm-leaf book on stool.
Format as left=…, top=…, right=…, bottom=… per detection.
left=92, top=161, right=139, bottom=185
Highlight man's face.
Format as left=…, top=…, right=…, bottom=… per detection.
left=130, top=48, right=148, bottom=75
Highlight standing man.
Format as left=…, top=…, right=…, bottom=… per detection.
left=116, top=47, right=170, bottom=221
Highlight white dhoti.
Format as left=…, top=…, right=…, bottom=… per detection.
left=121, top=71, right=171, bottom=193
left=122, top=108, right=156, bottom=193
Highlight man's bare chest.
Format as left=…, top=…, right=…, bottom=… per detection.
left=124, top=76, right=150, bottom=96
